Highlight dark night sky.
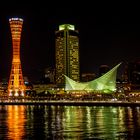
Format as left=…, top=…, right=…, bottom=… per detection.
left=0, top=2, right=140, bottom=81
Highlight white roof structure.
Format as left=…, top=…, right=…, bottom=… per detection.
left=64, top=63, right=121, bottom=93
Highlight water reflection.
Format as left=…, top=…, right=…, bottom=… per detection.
left=5, top=105, right=25, bottom=140
left=0, top=105, right=140, bottom=139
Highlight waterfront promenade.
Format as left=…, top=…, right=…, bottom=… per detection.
left=0, top=100, right=140, bottom=106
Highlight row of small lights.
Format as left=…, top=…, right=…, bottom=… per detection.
left=9, top=18, right=23, bottom=22
left=9, top=89, right=24, bottom=96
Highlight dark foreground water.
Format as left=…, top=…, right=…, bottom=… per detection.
left=0, top=105, right=140, bottom=140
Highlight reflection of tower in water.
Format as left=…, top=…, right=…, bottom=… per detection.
left=7, top=106, right=25, bottom=139
left=8, top=18, right=25, bottom=96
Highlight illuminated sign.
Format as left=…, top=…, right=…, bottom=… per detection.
left=59, top=24, right=75, bottom=31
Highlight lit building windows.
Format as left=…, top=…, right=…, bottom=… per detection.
left=55, top=24, right=80, bottom=87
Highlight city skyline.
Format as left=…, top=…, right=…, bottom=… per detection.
left=0, top=4, right=140, bottom=82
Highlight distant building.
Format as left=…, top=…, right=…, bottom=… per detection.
left=55, top=24, right=80, bottom=87
left=33, top=84, right=57, bottom=94
left=99, top=65, right=109, bottom=76
left=127, top=61, right=140, bottom=89
left=24, top=76, right=33, bottom=91
left=121, top=63, right=129, bottom=83
left=0, top=79, right=8, bottom=94
left=44, top=67, right=55, bottom=83
left=81, top=73, right=96, bottom=82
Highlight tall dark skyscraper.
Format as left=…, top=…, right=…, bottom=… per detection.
left=55, top=24, right=80, bottom=87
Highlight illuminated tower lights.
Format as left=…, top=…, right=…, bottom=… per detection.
left=8, top=18, right=25, bottom=96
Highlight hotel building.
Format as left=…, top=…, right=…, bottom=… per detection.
left=55, top=24, right=80, bottom=87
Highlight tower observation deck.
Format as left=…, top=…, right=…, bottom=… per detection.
left=8, top=18, right=25, bottom=96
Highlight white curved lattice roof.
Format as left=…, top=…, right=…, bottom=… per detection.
left=64, top=63, right=121, bottom=93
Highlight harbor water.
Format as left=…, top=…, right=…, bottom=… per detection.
left=0, top=105, right=140, bottom=139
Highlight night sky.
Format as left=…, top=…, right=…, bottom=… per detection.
left=0, top=2, right=140, bottom=82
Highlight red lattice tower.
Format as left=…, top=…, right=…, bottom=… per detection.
left=8, top=18, right=25, bottom=96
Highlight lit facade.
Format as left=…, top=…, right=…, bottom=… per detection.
left=8, top=18, right=25, bottom=96
left=55, top=24, right=80, bottom=87
left=65, top=63, right=121, bottom=93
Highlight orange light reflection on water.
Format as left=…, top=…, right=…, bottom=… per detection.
left=7, top=105, right=25, bottom=140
